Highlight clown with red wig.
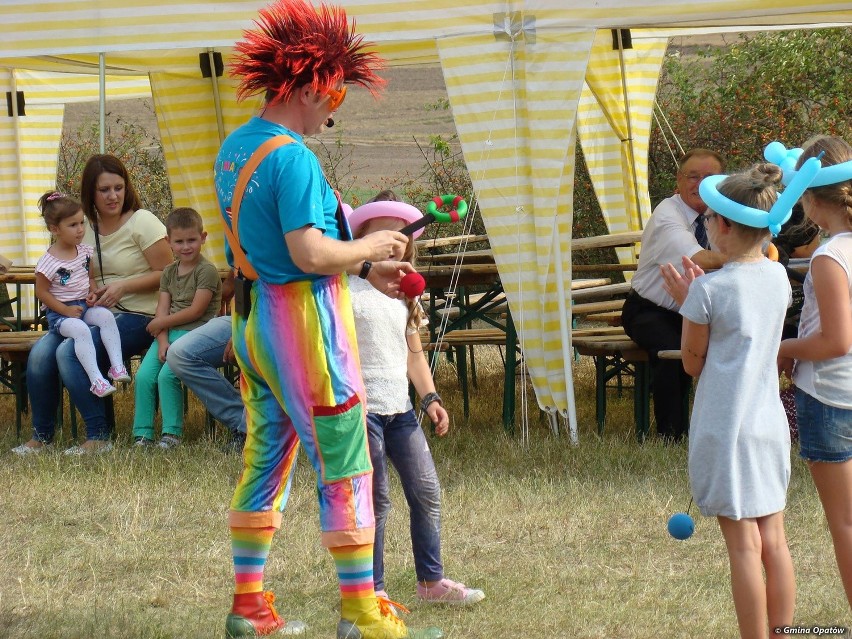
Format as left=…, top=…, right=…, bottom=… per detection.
left=213, top=2, right=439, bottom=638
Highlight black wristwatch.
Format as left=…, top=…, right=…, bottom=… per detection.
left=420, top=392, right=442, bottom=413
left=358, top=260, right=372, bottom=279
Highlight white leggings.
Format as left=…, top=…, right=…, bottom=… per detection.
left=59, top=306, right=124, bottom=385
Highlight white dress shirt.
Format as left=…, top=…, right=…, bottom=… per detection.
left=630, top=194, right=705, bottom=310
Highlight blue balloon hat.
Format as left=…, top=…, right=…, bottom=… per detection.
left=765, top=140, right=852, bottom=188
left=667, top=512, right=695, bottom=540
left=699, top=151, right=822, bottom=237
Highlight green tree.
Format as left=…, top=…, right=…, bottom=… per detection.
left=651, top=27, right=852, bottom=206
left=402, top=133, right=486, bottom=245
left=57, top=114, right=172, bottom=219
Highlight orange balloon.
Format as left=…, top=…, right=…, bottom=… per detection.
left=767, top=242, right=779, bottom=262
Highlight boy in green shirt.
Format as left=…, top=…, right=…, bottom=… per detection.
left=132, top=208, right=222, bottom=448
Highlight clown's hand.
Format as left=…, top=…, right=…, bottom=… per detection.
left=367, top=260, right=415, bottom=300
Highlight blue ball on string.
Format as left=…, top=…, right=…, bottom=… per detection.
left=667, top=512, right=695, bottom=540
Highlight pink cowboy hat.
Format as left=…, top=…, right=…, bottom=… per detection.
left=347, top=200, right=425, bottom=239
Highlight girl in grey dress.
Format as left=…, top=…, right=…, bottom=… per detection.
left=661, top=159, right=820, bottom=638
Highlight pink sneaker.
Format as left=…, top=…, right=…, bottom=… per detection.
left=90, top=378, right=116, bottom=398
left=108, top=364, right=131, bottom=383
left=416, top=578, right=485, bottom=605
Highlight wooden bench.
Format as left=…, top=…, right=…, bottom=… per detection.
left=0, top=330, right=122, bottom=441
left=571, top=335, right=651, bottom=441
left=0, top=331, right=47, bottom=437
left=571, top=337, right=689, bottom=442
left=425, top=327, right=518, bottom=427
left=570, top=281, right=631, bottom=302
left=0, top=317, right=40, bottom=331
left=433, top=292, right=508, bottom=322
left=583, top=311, right=623, bottom=326
left=571, top=299, right=624, bottom=318
left=427, top=325, right=636, bottom=430
left=416, top=234, right=488, bottom=251
left=573, top=263, right=638, bottom=273
left=433, top=328, right=506, bottom=346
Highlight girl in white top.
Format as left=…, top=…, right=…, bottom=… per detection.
left=34, top=191, right=129, bottom=398
left=778, top=135, right=852, bottom=609
left=347, top=191, right=485, bottom=608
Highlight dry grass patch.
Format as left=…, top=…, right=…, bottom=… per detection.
left=0, top=349, right=849, bottom=638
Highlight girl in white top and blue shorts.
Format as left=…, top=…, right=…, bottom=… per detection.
left=778, top=135, right=852, bottom=609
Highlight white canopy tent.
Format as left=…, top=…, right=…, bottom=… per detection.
left=2, top=1, right=850, bottom=440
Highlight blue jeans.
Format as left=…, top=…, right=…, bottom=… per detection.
left=45, top=300, right=88, bottom=334
left=26, top=311, right=153, bottom=442
left=367, top=410, right=443, bottom=590
left=796, top=387, right=852, bottom=463
left=165, top=315, right=246, bottom=434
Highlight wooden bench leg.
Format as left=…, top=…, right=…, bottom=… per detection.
left=634, top=361, right=651, bottom=443
left=590, top=352, right=650, bottom=439
left=594, top=355, right=607, bottom=435
left=57, top=382, right=115, bottom=441
left=0, top=354, right=34, bottom=440
left=502, top=317, right=517, bottom=434
left=105, top=395, right=116, bottom=437
left=455, top=345, right=469, bottom=420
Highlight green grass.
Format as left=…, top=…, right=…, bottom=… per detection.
left=0, top=352, right=850, bottom=638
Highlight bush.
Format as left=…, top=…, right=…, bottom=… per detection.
left=651, top=28, right=852, bottom=206
left=402, top=134, right=486, bottom=247
left=56, top=113, right=172, bottom=219
left=309, top=132, right=360, bottom=206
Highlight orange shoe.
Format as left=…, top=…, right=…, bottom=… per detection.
left=225, top=591, right=307, bottom=638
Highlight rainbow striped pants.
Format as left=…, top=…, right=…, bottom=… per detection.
left=228, top=274, right=375, bottom=548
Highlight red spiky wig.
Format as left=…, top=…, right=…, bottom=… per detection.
left=231, top=0, right=386, bottom=105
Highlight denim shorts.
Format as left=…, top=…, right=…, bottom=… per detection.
left=795, top=387, right=852, bottom=463
left=45, top=300, right=89, bottom=334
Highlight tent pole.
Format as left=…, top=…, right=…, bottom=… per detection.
left=552, top=216, right=578, bottom=443
left=207, top=49, right=225, bottom=143
left=616, top=30, right=644, bottom=232
left=10, top=69, right=29, bottom=264
left=98, top=53, right=106, bottom=153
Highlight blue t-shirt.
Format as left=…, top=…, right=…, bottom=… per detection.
left=214, top=117, right=341, bottom=283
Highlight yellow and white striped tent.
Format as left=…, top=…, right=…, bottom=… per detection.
left=2, top=1, right=851, bottom=439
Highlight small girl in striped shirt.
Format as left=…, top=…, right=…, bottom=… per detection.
left=34, top=191, right=130, bottom=398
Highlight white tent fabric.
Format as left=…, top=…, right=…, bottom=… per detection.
left=578, top=33, right=669, bottom=267
left=0, top=69, right=150, bottom=320
left=150, top=70, right=262, bottom=263
left=2, top=1, right=851, bottom=439
left=437, top=28, right=594, bottom=425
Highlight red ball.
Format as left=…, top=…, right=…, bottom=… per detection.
left=400, top=272, right=426, bottom=298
